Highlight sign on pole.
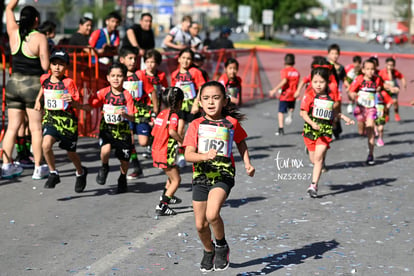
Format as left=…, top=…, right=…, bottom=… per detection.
left=238, top=5, right=251, bottom=24
left=262, top=9, right=274, bottom=25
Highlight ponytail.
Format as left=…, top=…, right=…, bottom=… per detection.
left=19, top=6, right=40, bottom=41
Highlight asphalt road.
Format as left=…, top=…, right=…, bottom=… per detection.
left=1, top=101, right=414, bottom=276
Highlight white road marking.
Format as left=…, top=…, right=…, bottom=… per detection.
left=74, top=211, right=193, bottom=276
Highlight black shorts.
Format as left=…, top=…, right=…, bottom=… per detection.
left=192, top=182, right=233, bottom=202
left=43, top=125, right=78, bottom=152
left=99, top=130, right=132, bottom=161
left=278, top=100, right=296, bottom=113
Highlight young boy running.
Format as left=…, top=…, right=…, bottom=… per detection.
left=34, top=50, right=88, bottom=192
left=269, top=53, right=300, bottom=135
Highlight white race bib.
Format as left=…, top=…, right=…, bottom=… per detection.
left=312, top=98, right=334, bottom=120
left=198, top=124, right=234, bottom=157
left=357, top=91, right=375, bottom=108
left=103, top=104, right=126, bottom=124
left=176, top=81, right=196, bottom=100
left=44, top=89, right=68, bottom=110
left=123, top=80, right=143, bottom=99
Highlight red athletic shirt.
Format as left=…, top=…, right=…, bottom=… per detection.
left=278, top=66, right=300, bottom=101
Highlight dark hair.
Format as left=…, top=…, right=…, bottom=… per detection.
left=38, top=20, right=56, bottom=35
left=162, top=87, right=184, bottom=112
left=385, top=57, right=395, bottom=65
left=140, top=13, right=152, bottom=20
left=284, top=53, right=295, bottom=65
left=225, top=58, right=239, bottom=69
left=311, top=67, right=330, bottom=85
left=353, top=55, right=362, bottom=63
left=311, top=56, right=339, bottom=84
left=199, top=81, right=246, bottom=121
left=119, top=46, right=138, bottom=58
left=363, top=59, right=376, bottom=68
left=178, top=48, right=194, bottom=59
left=108, top=62, right=127, bottom=77
left=106, top=11, right=122, bottom=22
left=79, top=17, right=93, bottom=25
left=182, top=15, right=192, bottom=23
left=368, top=56, right=379, bottom=67
left=328, top=43, right=340, bottom=55
left=19, top=6, right=40, bottom=40
left=144, top=49, right=162, bottom=65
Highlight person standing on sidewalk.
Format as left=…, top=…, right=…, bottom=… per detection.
left=184, top=81, right=255, bottom=272
left=2, top=0, right=50, bottom=179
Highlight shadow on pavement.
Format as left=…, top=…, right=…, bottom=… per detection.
left=232, top=239, right=339, bottom=275
left=249, top=144, right=295, bottom=151
left=224, top=196, right=266, bottom=208
left=320, top=177, right=396, bottom=198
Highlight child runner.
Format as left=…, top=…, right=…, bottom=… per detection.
left=327, top=44, right=346, bottom=140
left=269, top=53, right=300, bottom=135
left=218, top=58, right=243, bottom=106
left=378, top=57, right=407, bottom=122
left=171, top=48, right=206, bottom=167
left=375, top=89, right=393, bottom=147
left=349, top=59, right=382, bottom=165
left=134, top=49, right=167, bottom=163
left=88, top=63, right=137, bottom=193
left=300, top=67, right=354, bottom=198
left=344, top=55, right=362, bottom=114
left=34, top=50, right=88, bottom=192
left=193, top=52, right=210, bottom=82
left=183, top=81, right=255, bottom=272
left=151, top=87, right=185, bottom=216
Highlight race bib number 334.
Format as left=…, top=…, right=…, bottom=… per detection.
left=103, top=104, right=126, bottom=124
left=44, top=89, right=68, bottom=110
left=198, top=124, right=234, bottom=157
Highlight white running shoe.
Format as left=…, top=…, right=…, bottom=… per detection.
left=285, top=111, right=293, bottom=126
left=1, top=163, right=23, bottom=179
left=32, top=164, right=50, bottom=180
left=176, top=153, right=187, bottom=168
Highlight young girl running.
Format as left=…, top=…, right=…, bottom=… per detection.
left=300, top=67, right=354, bottom=198
left=183, top=81, right=255, bottom=272
left=218, top=58, right=242, bottom=106
left=151, top=87, right=184, bottom=216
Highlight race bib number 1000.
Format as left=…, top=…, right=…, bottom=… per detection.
left=44, top=89, right=68, bottom=110
left=312, top=98, right=334, bottom=120
left=103, top=104, right=126, bottom=124
left=198, top=124, right=234, bottom=157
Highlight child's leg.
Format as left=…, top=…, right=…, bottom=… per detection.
left=120, top=159, right=129, bottom=175
left=100, top=144, right=111, bottom=164
left=278, top=112, right=284, bottom=129
left=163, top=167, right=181, bottom=198
left=357, top=121, right=365, bottom=136
left=193, top=200, right=214, bottom=251
left=311, top=144, right=328, bottom=185
left=137, top=134, right=149, bottom=147
left=377, top=124, right=384, bottom=140
left=67, top=151, right=83, bottom=175
left=205, top=187, right=227, bottom=243
left=42, top=135, right=57, bottom=172
left=365, top=119, right=375, bottom=156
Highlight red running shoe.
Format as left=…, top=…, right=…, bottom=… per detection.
left=395, top=113, right=401, bottom=122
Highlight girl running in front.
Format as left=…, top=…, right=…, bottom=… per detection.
left=183, top=81, right=255, bottom=272
left=300, top=67, right=354, bottom=198
left=218, top=58, right=242, bottom=106
left=151, top=87, right=184, bottom=216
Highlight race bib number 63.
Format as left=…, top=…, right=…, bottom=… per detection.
left=198, top=124, right=234, bottom=157
left=44, top=89, right=68, bottom=110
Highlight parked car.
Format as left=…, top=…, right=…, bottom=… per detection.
left=303, top=28, right=329, bottom=40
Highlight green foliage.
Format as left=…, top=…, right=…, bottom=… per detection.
left=209, top=17, right=231, bottom=29
left=80, top=1, right=117, bottom=22
left=56, top=0, right=73, bottom=21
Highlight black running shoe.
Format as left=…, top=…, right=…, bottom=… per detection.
left=75, top=167, right=88, bottom=193
left=96, top=166, right=109, bottom=185
left=366, top=154, right=375, bottom=166
left=155, top=203, right=177, bottom=216
left=159, top=195, right=182, bottom=204
left=214, top=244, right=230, bottom=271
left=44, top=173, right=60, bottom=189
left=200, top=250, right=215, bottom=272
left=117, top=174, right=128, bottom=193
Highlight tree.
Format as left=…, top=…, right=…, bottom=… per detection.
left=56, top=0, right=74, bottom=33
left=395, top=0, right=412, bottom=34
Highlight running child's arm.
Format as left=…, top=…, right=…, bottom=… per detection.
left=185, top=145, right=217, bottom=163
left=294, top=79, right=305, bottom=98
left=151, top=89, right=159, bottom=115
left=300, top=110, right=320, bottom=131
left=191, top=96, right=200, bottom=114
left=34, top=87, right=44, bottom=111
left=236, top=140, right=255, bottom=177
left=269, top=78, right=287, bottom=98
left=336, top=113, right=355, bottom=125
left=169, top=129, right=183, bottom=145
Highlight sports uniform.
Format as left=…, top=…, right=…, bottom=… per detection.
left=40, top=74, right=80, bottom=151
left=375, top=91, right=392, bottom=126
left=218, top=73, right=242, bottom=103
left=378, top=68, right=404, bottom=100
left=301, top=88, right=339, bottom=151
left=183, top=116, right=247, bottom=201
left=151, top=109, right=180, bottom=168
left=89, top=86, right=137, bottom=161
left=349, top=75, right=382, bottom=122
left=277, top=67, right=300, bottom=113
